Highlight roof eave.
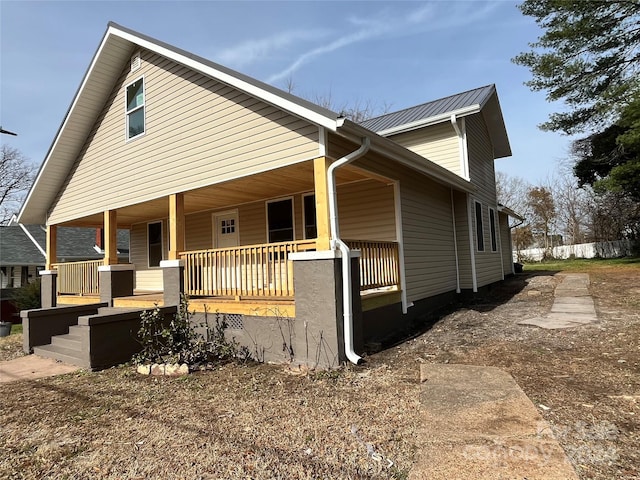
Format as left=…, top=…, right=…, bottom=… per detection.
left=17, top=22, right=342, bottom=226
left=498, top=204, right=524, bottom=221
left=375, top=104, right=481, bottom=137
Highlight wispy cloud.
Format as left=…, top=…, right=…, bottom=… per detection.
left=216, top=29, right=328, bottom=68
left=260, top=1, right=502, bottom=85
left=267, top=23, right=390, bottom=84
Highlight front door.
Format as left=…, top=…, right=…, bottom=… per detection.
left=213, top=211, right=239, bottom=248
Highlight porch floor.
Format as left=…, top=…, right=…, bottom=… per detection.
left=57, top=287, right=400, bottom=317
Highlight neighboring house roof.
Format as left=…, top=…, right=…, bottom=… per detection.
left=0, top=225, right=129, bottom=264
left=360, top=85, right=512, bottom=159
left=0, top=226, right=46, bottom=266
left=18, top=23, right=511, bottom=225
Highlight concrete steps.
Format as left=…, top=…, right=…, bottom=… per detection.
left=33, top=326, right=87, bottom=368
left=50, top=332, right=82, bottom=350
left=33, top=343, right=87, bottom=368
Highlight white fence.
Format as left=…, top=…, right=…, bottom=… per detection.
left=515, top=239, right=634, bottom=262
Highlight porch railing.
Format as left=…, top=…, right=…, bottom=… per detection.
left=181, top=239, right=316, bottom=298
left=52, top=259, right=102, bottom=295
left=346, top=240, right=400, bottom=291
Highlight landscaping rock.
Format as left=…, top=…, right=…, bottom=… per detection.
left=137, top=363, right=190, bottom=376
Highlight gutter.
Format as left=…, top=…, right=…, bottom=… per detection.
left=327, top=136, right=371, bottom=365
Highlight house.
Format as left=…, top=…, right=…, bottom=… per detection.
left=18, top=22, right=519, bottom=369
left=0, top=222, right=129, bottom=320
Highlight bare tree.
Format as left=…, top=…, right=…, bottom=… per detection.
left=495, top=171, right=531, bottom=224
left=282, top=78, right=391, bottom=122
left=527, top=186, right=556, bottom=257
left=0, top=145, right=36, bottom=224
left=545, top=168, right=591, bottom=245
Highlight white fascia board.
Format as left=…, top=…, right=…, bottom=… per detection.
left=111, top=27, right=340, bottom=132
left=376, top=104, right=481, bottom=137
left=18, top=27, right=115, bottom=225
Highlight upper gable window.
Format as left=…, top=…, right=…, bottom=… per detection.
left=126, top=77, right=145, bottom=140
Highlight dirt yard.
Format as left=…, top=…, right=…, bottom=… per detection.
left=1, top=262, right=638, bottom=479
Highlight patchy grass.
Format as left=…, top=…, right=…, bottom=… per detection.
left=1, top=267, right=637, bottom=479
left=0, top=327, right=24, bottom=362
left=524, top=256, right=640, bottom=272
left=0, top=363, right=421, bottom=478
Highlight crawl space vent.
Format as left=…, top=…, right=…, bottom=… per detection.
left=225, top=314, right=244, bottom=330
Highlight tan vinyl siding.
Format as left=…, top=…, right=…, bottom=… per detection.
left=351, top=153, right=458, bottom=302
left=185, top=211, right=212, bottom=251
left=176, top=180, right=395, bottom=255
left=466, top=113, right=502, bottom=287
left=130, top=220, right=167, bottom=291
left=182, top=195, right=302, bottom=250
left=338, top=180, right=396, bottom=241
left=238, top=201, right=267, bottom=245
left=387, top=123, right=461, bottom=176
left=48, top=50, right=319, bottom=225
left=499, top=212, right=513, bottom=276
left=453, top=190, right=473, bottom=289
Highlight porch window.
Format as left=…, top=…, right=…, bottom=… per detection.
left=489, top=207, right=497, bottom=252
left=267, top=198, right=294, bottom=242
left=126, top=77, right=145, bottom=140
left=148, top=221, right=163, bottom=267
left=303, top=194, right=317, bottom=239
left=475, top=201, right=484, bottom=252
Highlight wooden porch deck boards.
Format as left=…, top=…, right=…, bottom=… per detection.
left=57, top=288, right=399, bottom=316
left=112, top=293, right=295, bottom=317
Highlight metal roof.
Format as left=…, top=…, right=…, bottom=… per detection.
left=359, top=84, right=511, bottom=159
left=18, top=24, right=512, bottom=227
left=360, top=85, right=496, bottom=133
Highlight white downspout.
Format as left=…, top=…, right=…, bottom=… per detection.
left=450, top=114, right=469, bottom=180
left=327, top=136, right=371, bottom=365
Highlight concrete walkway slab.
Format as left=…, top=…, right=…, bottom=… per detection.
left=551, top=303, right=596, bottom=314
left=553, top=296, right=594, bottom=305
left=518, top=273, right=598, bottom=330
left=410, top=364, right=578, bottom=479
left=0, top=355, right=79, bottom=383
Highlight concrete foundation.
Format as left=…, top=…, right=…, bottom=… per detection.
left=160, top=260, right=185, bottom=306
left=362, top=290, right=456, bottom=348
left=39, top=270, right=58, bottom=308
left=194, top=253, right=363, bottom=369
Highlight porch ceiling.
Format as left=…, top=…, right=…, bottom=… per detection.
left=59, top=161, right=371, bottom=228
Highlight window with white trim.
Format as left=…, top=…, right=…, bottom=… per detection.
left=267, top=198, right=294, bottom=243
left=126, top=77, right=145, bottom=140
left=148, top=221, right=163, bottom=267
left=474, top=201, right=484, bottom=252
left=489, top=207, right=498, bottom=252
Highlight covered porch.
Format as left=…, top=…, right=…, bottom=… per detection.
left=46, top=157, right=403, bottom=313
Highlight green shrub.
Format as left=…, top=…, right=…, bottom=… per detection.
left=12, top=279, right=41, bottom=311
left=133, top=295, right=249, bottom=367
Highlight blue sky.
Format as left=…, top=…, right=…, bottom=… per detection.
left=1, top=0, right=573, bottom=185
